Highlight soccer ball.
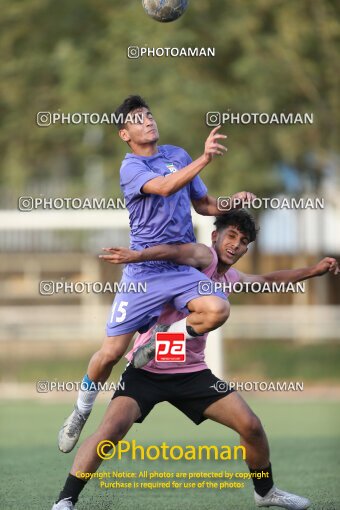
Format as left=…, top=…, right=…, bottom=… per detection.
left=142, top=0, right=189, bottom=23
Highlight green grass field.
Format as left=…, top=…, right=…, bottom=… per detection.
left=1, top=399, right=340, bottom=510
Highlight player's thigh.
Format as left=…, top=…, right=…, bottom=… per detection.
left=171, top=268, right=227, bottom=313
left=106, top=275, right=174, bottom=336
left=203, top=391, right=260, bottom=436
left=97, top=396, right=141, bottom=441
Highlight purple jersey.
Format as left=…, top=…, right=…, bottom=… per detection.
left=120, top=145, right=207, bottom=277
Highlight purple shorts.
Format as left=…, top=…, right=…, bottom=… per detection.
left=106, top=265, right=226, bottom=336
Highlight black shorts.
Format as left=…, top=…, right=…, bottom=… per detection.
left=112, top=364, right=235, bottom=425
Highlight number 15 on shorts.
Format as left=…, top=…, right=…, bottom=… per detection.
left=110, top=301, right=128, bottom=323
left=155, top=332, right=186, bottom=362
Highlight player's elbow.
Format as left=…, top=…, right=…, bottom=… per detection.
left=192, top=200, right=210, bottom=216
left=160, top=183, right=178, bottom=196
left=197, top=207, right=210, bottom=216
left=151, top=184, right=174, bottom=197
left=161, top=189, right=173, bottom=197
left=193, top=205, right=206, bottom=215
left=143, top=178, right=174, bottom=197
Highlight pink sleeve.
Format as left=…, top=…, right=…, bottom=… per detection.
left=202, top=247, right=218, bottom=278
left=228, top=268, right=241, bottom=284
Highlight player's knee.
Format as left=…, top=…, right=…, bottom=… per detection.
left=243, top=414, right=265, bottom=442
left=98, top=419, right=129, bottom=443
left=203, top=298, right=230, bottom=330
left=100, top=343, right=125, bottom=366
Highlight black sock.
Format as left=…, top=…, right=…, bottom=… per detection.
left=186, top=325, right=200, bottom=337
left=57, top=473, right=87, bottom=504
left=249, top=463, right=274, bottom=497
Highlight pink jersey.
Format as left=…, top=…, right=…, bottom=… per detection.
left=126, top=247, right=240, bottom=374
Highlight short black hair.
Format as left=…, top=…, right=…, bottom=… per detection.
left=114, top=95, right=150, bottom=129
left=214, top=209, right=258, bottom=243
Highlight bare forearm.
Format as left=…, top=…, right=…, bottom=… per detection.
left=99, top=245, right=179, bottom=265
left=143, top=127, right=227, bottom=197
left=264, top=266, right=317, bottom=284
left=165, top=156, right=209, bottom=195
left=100, top=242, right=212, bottom=267
left=143, top=155, right=209, bottom=196
left=193, top=191, right=258, bottom=216
left=136, top=245, right=180, bottom=262
left=240, top=257, right=339, bottom=290
left=194, top=195, right=221, bottom=216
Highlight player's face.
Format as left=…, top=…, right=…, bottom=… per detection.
left=213, top=226, right=249, bottom=265
left=119, top=107, right=159, bottom=145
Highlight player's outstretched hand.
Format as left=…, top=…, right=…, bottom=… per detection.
left=230, top=191, right=257, bottom=209
left=204, top=126, right=227, bottom=163
left=99, top=247, right=139, bottom=264
left=313, top=257, right=339, bottom=276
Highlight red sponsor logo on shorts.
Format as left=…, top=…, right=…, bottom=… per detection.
left=155, top=332, right=186, bottom=362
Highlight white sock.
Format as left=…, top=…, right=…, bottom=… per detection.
left=167, top=318, right=199, bottom=339
left=76, top=375, right=100, bottom=415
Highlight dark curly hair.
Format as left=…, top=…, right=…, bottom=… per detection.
left=214, top=209, right=258, bottom=243
left=114, top=95, right=150, bottom=129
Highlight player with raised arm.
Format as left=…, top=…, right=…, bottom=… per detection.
left=58, top=95, right=256, bottom=454
left=52, top=210, right=338, bottom=510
